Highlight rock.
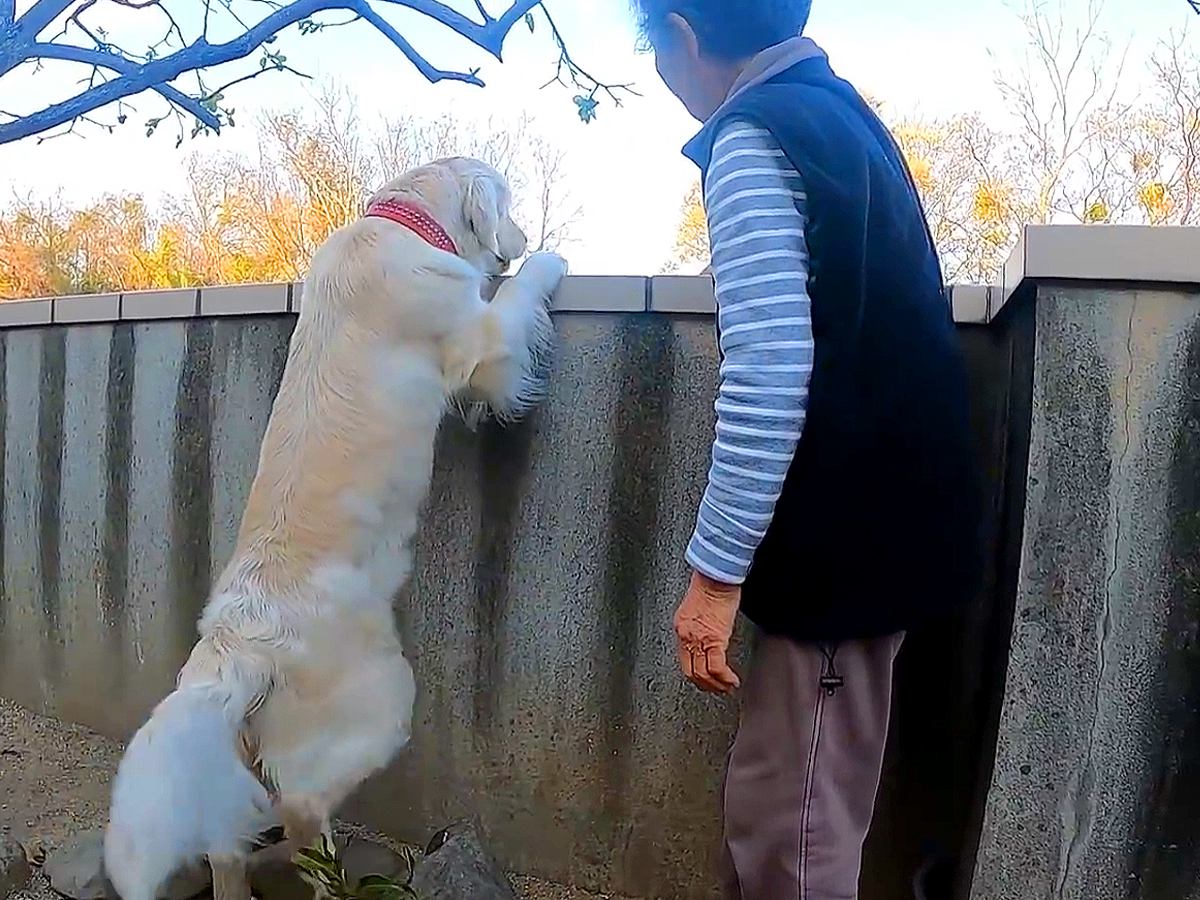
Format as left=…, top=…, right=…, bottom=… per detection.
left=341, top=837, right=413, bottom=884
left=250, top=833, right=411, bottom=900
left=248, top=850, right=310, bottom=900
left=2, top=829, right=33, bottom=896
left=43, top=830, right=210, bottom=900
left=411, top=822, right=518, bottom=900
left=21, top=835, right=47, bottom=868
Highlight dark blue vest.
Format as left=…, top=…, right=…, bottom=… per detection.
left=684, top=56, right=981, bottom=642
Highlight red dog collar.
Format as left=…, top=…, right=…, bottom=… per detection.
left=365, top=199, right=458, bottom=256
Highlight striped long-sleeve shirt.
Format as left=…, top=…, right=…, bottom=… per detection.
left=685, top=117, right=814, bottom=585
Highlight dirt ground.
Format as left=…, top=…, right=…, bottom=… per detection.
left=0, top=698, right=640, bottom=900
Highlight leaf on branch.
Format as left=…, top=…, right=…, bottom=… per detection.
left=525, top=12, right=536, bottom=32
left=1084, top=200, right=1110, bottom=223
left=574, top=94, right=598, bottom=123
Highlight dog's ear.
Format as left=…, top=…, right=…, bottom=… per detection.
left=465, top=175, right=528, bottom=263
left=465, top=175, right=503, bottom=258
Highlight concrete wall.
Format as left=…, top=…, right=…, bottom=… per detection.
left=970, top=282, right=1200, bottom=900
left=2, top=225, right=1200, bottom=899
left=0, top=276, right=1014, bottom=899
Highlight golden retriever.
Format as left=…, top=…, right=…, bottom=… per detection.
left=103, top=157, right=567, bottom=900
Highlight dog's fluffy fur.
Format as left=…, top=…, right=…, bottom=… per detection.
left=103, top=158, right=567, bottom=900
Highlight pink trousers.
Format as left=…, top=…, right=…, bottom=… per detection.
left=720, top=632, right=904, bottom=900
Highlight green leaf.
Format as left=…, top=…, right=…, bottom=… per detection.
left=525, top=11, right=535, bottom=31
left=357, top=884, right=405, bottom=900
left=357, top=875, right=401, bottom=888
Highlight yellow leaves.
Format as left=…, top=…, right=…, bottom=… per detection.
left=908, top=156, right=935, bottom=193
left=1083, top=201, right=1111, bottom=223
left=892, top=123, right=942, bottom=147
left=668, top=182, right=710, bottom=272
left=972, top=182, right=1012, bottom=226
left=1137, top=181, right=1173, bottom=223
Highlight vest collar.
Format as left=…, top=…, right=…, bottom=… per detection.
left=683, top=37, right=828, bottom=169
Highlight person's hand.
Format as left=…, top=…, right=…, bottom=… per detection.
left=674, top=570, right=741, bottom=694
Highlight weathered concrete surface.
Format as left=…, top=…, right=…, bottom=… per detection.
left=0, top=314, right=735, bottom=898
left=971, top=285, right=1200, bottom=900
left=0, top=310, right=1025, bottom=898
left=866, top=299, right=1037, bottom=900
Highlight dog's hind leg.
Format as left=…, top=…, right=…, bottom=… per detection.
left=210, top=855, right=251, bottom=900
left=280, top=796, right=331, bottom=852
left=279, top=797, right=335, bottom=899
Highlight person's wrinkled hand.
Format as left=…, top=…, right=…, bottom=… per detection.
left=674, top=570, right=741, bottom=694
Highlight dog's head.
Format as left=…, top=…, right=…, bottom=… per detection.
left=368, top=157, right=527, bottom=276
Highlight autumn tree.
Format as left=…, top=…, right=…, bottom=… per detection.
left=666, top=182, right=709, bottom=274
left=0, top=86, right=579, bottom=297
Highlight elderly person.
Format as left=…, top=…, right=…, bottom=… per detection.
left=635, top=1, right=981, bottom=897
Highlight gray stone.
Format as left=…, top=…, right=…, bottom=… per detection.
left=2, top=830, right=32, bottom=896
left=248, top=852, right=309, bottom=900
left=249, top=834, right=412, bottom=900
left=43, top=830, right=210, bottom=900
left=341, top=837, right=412, bottom=883
left=411, top=822, right=517, bottom=900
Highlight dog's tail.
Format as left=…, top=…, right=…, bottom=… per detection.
left=104, top=650, right=272, bottom=900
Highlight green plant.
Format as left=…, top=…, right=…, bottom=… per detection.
left=293, top=835, right=421, bottom=900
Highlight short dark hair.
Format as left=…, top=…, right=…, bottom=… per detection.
left=634, top=1, right=812, bottom=60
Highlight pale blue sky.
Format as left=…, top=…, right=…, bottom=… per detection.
left=0, top=0, right=1191, bottom=274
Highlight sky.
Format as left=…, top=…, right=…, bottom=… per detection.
left=0, top=0, right=1193, bottom=274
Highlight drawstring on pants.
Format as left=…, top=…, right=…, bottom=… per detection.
left=818, top=642, right=844, bottom=696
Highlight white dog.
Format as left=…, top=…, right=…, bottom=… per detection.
left=103, top=157, right=567, bottom=900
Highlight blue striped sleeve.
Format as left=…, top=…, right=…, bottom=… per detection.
left=685, top=117, right=814, bottom=585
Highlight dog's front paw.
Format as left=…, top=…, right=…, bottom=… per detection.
left=518, top=252, right=569, bottom=300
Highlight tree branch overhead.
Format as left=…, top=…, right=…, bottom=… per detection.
left=0, top=0, right=625, bottom=145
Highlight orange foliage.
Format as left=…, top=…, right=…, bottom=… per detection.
left=0, top=92, right=575, bottom=300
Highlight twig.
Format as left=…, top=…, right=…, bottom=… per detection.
left=536, top=2, right=638, bottom=106
left=21, top=41, right=221, bottom=129
left=205, top=62, right=311, bottom=98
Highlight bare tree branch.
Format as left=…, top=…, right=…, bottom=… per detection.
left=25, top=42, right=221, bottom=130
left=9, top=0, right=74, bottom=46
left=351, top=0, right=483, bottom=85
left=0, top=0, right=626, bottom=145
left=535, top=2, right=638, bottom=119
